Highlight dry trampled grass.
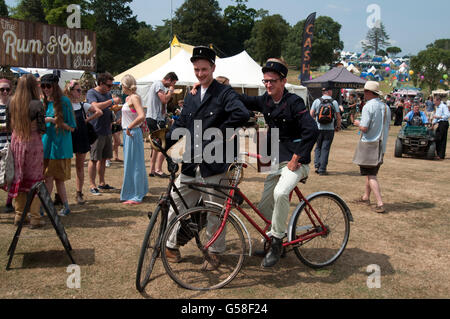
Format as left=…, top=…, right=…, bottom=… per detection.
left=0, top=125, right=449, bottom=299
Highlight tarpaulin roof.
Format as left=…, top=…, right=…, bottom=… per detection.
left=302, top=67, right=366, bottom=89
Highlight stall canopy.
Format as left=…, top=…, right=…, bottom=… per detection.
left=114, top=41, right=196, bottom=83
left=302, top=67, right=366, bottom=89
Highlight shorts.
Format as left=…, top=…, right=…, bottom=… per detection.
left=146, top=118, right=167, bottom=133
left=90, top=135, right=113, bottom=161
left=359, top=164, right=382, bottom=176
left=44, top=159, right=72, bottom=181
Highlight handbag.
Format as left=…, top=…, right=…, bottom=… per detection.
left=0, top=141, right=14, bottom=189
left=81, top=103, right=98, bottom=145
left=353, top=104, right=388, bottom=167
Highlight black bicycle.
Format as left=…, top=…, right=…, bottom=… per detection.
left=135, top=131, right=221, bottom=292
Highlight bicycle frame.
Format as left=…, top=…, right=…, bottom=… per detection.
left=186, top=181, right=330, bottom=252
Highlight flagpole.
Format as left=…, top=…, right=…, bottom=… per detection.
left=170, top=0, right=173, bottom=60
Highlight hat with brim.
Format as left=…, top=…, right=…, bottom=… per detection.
left=40, top=74, right=59, bottom=84
left=190, top=46, right=216, bottom=64
left=262, top=60, right=288, bottom=78
left=364, top=81, right=383, bottom=96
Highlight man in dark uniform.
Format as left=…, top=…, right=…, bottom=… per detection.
left=239, top=58, right=319, bottom=267
left=164, top=46, right=251, bottom=269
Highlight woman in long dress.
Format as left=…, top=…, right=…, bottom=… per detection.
left=7, top=74, right=46, bottom=228
left=119, top=75, right=148, bottom=204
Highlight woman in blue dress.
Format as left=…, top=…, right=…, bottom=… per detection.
left=119, top=75, right=148, bottom=204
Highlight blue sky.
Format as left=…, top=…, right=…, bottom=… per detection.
left=5, top=0, right=450, bottom=55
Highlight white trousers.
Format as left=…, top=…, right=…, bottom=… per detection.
left=166, top=168, right=227, bottom=252
left=257, top=163, right=310, bottom=239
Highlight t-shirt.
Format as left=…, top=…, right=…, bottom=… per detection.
left=425, top=100, right=434, bottom=112
left=311, top=95, right=340, bottom=130
left=360, top=98, right=391, bottom=154
left=72, top=102, right=91, bottom=113
left=146, top=80, right=167, bottom=121
left=86, top=88, right=113, bottom=136
left=42, top=96, right=77, bottom=159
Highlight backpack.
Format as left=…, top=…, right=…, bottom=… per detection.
left=317, top=98, right=335, bottom=124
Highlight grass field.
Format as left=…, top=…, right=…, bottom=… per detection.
left=0, top=123, right=449, bottom=299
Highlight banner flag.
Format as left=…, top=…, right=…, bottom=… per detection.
left=299, top=12, right=316, bottom=83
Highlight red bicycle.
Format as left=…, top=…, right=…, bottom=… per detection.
left=160, top=153, right=353, bottom=291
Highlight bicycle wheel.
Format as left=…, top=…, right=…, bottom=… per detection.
left=136, top=205, right=165, bottom=292
left=161, top=206, right=246, bottom=291
left=290, top=193, right=350, bottom=268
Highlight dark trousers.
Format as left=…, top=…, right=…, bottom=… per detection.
left=435, top=121, right=449, bottom=159
left=314, top=130, right=335, bottom=173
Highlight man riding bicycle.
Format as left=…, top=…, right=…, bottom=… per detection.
left=163, top=46, right=250, bottom=270
left=239, top=58, right=319, bottom=267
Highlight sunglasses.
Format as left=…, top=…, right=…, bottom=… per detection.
left=262, top=78, right=281, bottom=85
left=0, top=88, right=11, bottom=93
left=104, top=83, right=113, bottom=88
left=71, top=88, right=82, bottom=93
left=40, top=83, right=53, bottom=89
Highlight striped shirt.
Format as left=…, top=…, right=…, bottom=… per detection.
left=0, top=104, right=11, bottom=150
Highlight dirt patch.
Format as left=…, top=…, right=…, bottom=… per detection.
left=0, top=125, right=449, bottom=299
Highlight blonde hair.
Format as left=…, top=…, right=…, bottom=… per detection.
left=9, top=74, right=40, bottom=141
left=121, top=74, right=137, bottom=93
left=63, top=80, right=80, bottom=99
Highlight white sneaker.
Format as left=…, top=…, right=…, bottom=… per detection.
left=105, top=160, right=111, bottom=167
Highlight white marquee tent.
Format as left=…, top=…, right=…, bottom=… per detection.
left=136, top=49, right=307, bottom=107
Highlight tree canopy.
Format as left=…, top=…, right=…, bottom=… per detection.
left=362, top=22, right=390, bottom=55
left=0, top=0, right=8, bottom=17
left=8, top=0, right=346, bottom=76
left=410, top=44, right=450, bottom=90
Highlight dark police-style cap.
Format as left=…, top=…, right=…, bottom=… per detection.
left=40, top=73, right=59, bottom=84
left=190, top=46, right=216, bottom=64
left=262, top=59, right=288, bottom=78
left=322, top=85, right=333, bottom=91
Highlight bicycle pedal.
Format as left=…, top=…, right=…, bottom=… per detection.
left=147, top=212, right=153, bottom=220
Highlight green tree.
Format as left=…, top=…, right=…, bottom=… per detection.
left=284, top=16, right=344, bottom=68
left=12, top=0, right=46, bottom=23
left=88, top=0, right=140, bottom=74
left=386, top=46, right=402, bottom=57
left=223, top=0, right=259, bottom=55
left=42, top=0, right=92, bottom=28
left=245, top=14, right=290, bottom=65
left=427, top=39, right=450, bottom=51
left=362, top=22, right=390, bottom=55
left=410, top=47, right=450, bottom=90
left=134, top=22, right=161, bottom=61
left=0, top=0, right=8, bottom=17
left=172, top=0, right=228, bottom=55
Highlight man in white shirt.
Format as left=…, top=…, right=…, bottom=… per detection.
left=432, top=95, right=450, bottom=160
left=353, top=81, right=390, bottom=214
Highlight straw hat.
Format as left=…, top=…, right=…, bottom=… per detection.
left=364, top=81, right=383, bottom=96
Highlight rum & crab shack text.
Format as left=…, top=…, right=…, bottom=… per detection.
left=2, top=30, right=94, bottom=61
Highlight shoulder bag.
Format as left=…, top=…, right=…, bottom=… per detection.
left=0, top=140, right=14, bottom=189
left=353, top=104, right=388, bottom=167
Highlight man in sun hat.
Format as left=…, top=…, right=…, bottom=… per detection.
left=353, top=81, right=391, bottom=214
left=238, top=57, right=319, bottom=268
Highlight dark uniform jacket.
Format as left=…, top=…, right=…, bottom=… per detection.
left=166, top=79, right=250, bottom=177
left=240, top=89, right=319, bottom=164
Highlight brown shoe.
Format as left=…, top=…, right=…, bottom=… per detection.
left=14, top=216, right=30, bottom=226
left=165, top=248, right=181, bottom=263
left=201, top=252, right=221, bottom=271
left=353, top=196, right=370, bottom=206
left=29, top=220, right=46, bottom=229
left=374, top=205, right=386, bottom=214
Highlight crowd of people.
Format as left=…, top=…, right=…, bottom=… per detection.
left=0, top=49, right=448, bottom=270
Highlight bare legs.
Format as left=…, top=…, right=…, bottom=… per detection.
left=362, top=175, right=383, bottom=207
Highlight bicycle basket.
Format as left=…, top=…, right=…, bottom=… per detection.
left=176, top=210, right=208, bottom=246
